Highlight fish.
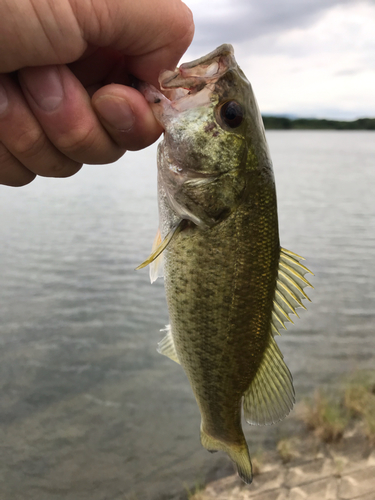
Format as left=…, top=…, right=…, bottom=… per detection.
left=137, top=44, right=313, bottom=484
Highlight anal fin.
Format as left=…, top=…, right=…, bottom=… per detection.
left=243, top=333, right=295, bottom=426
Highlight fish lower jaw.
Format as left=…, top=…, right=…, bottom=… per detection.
left=137, top=81, right=163, bottom=104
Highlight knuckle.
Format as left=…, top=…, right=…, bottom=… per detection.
left=57, top=126, right=98, bottom=156
left=9, top=128, right=82, bottom=178
left=0, top=142, right=11, bottom=164
left=48, top=160, right=82, bottom=178
left=56, top=126, right=122, bottom=164
left=13, top=127, right=47, bottom=160
left=178, top=4, right=195, bottom=45
left=0, top=143, right=35, bottom=186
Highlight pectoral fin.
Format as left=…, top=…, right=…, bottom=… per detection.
left=136, top=220, right=184, bottom=272
left=149, top=229, right=164, bottom=283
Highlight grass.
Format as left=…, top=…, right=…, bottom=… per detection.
left=298, top=390, right=349, bottom=442
left=364, top=413, right=375, bottom=445
left=344, top=371, right=375, bottom=444
left=251, top=449, right=264, bottom=476
left=276, top=437, right=299, bottom=463
left=297, top=370, right=375, bottom=444
left=184, top=478, right=205, bottom=500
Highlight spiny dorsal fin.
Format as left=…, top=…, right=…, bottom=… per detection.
left=149, top=229, right=164, bottom=283
left=157, top=325, right=180, bottom=364
left=136, top=220, right=184, bottom=272
left=271, top=247, right=313, bottom=335
left=243, top=333, right=295, bottom=425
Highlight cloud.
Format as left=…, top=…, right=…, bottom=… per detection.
left=184, top=0, right=355, bottom=51
left=182, top=0, right=375, bottom=119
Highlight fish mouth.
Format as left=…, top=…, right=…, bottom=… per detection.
left=139, top=44, right=236, bottom=115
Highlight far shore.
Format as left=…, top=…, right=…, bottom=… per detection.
left=262, top=116, right=375, bottom=130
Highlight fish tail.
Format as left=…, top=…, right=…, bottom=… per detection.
left=228, top=444, right=253, bottom=485
left=200, top=427, right=253, bottom=484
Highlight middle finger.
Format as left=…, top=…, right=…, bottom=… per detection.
left=18, top=65, right=127, bottom=165
left=0, top=73, right=82, bottom=178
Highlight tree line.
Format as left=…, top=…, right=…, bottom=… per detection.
left=262, top=116, right=375, bottom=130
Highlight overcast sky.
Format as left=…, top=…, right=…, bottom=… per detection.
left=182, top=0, right=375, bottom=119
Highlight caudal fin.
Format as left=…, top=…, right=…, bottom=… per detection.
left=200, top=428, right=253, bottom=484
left=228, top=445, right=253, bottom=484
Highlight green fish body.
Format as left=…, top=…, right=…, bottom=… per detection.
left=138, top=45, right=313, bottom=484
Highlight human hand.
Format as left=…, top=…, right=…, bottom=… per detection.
left=0, top=0, right=194, bottom=186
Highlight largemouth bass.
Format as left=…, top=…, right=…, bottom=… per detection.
left=137, top=44, right=313, bottom=484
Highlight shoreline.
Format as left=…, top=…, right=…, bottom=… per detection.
left=189, top=422, right=375, bottom=500
left=187, top=371, right=375, bottom=500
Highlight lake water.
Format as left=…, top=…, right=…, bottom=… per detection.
left=1, top=131, right=374, bottom=500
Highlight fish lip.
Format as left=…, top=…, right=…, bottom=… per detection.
left=160, top=43, right=235, bottom=92
left=179, top=44, right=234, bottom=70
left=138, top=44, right=238, bottom=126
left=139, top=44, right=236, bottom=107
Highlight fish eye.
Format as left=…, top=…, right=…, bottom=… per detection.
left=219, top=101, right=244, bottom=128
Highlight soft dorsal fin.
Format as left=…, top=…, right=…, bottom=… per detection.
left=149, top=229, right=164, bottom=283
left=157, top=325, right=180, bottom=364
left=136, top=220, right=184, bottom=272
left=271, top=247, right=313, bottom=336
left=243, top=333, right=295, bottom=425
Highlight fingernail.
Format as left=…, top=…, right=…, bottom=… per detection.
left=94, top=96, right=135, bottom=131
left=21, top=66, right=64, bottom=112
left=0, top=83, right=8, bottom=115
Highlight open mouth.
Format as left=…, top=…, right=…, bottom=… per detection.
left=139, top=44, right=235, bottom=113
